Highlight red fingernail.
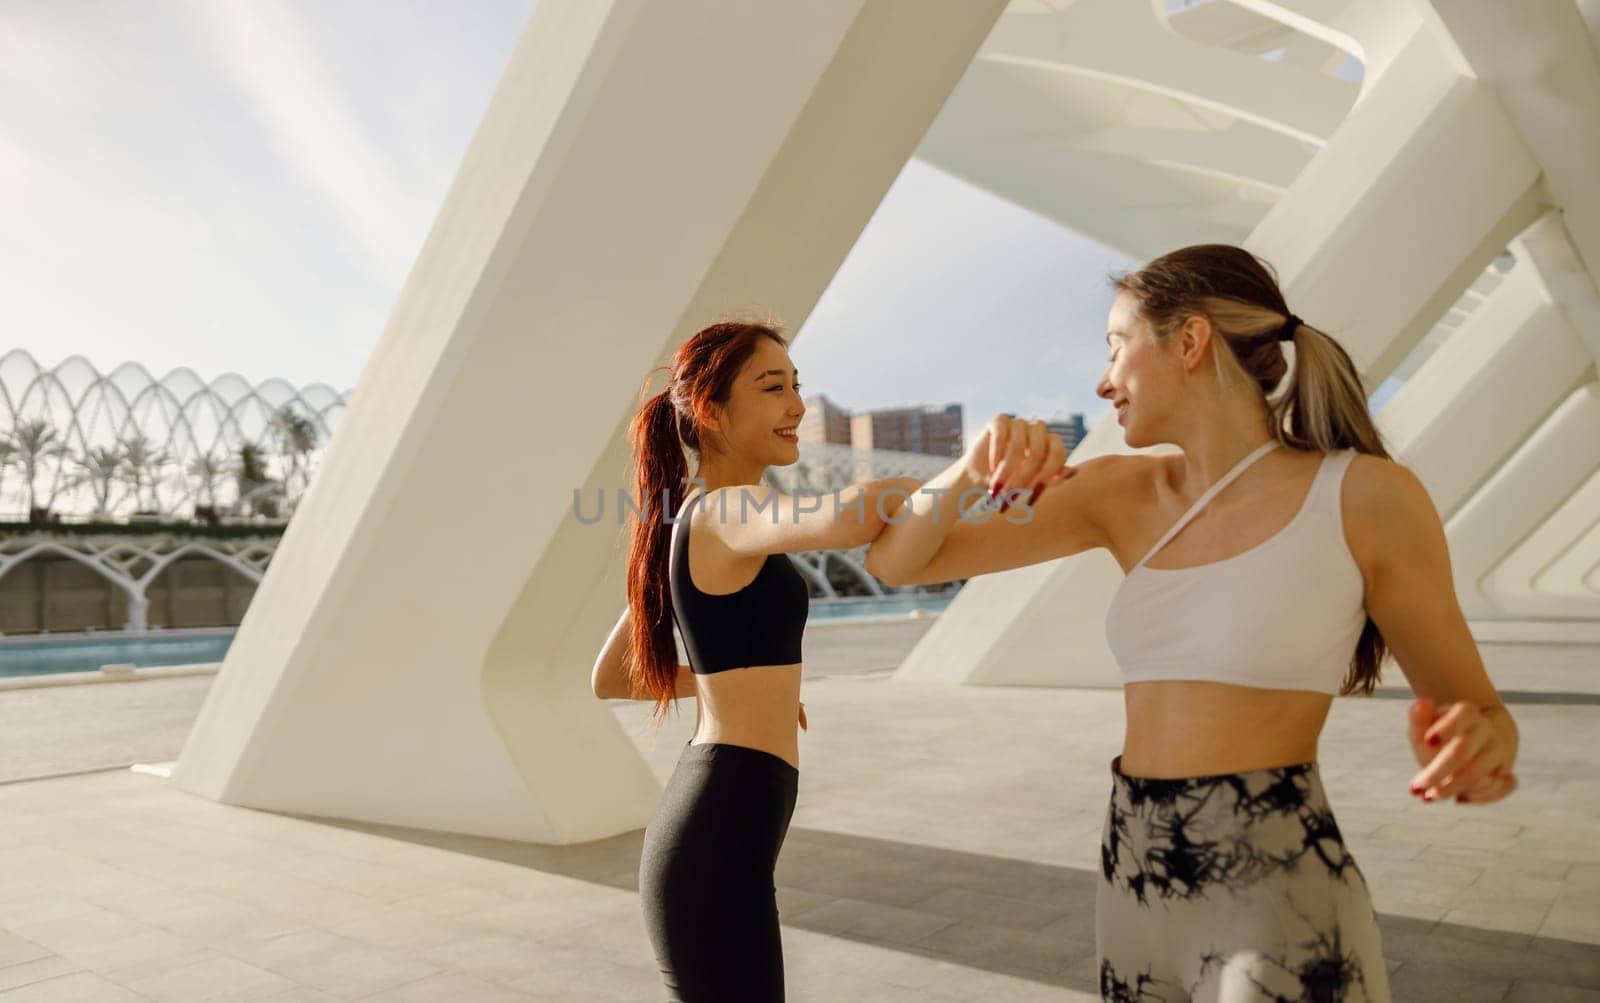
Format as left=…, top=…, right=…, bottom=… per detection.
left=1457, top=794, right=1470, bottom=803
left=989, top=484, right=1001, bottom=500
left=1422, top=791, right=1435, bottom=802
left=1409, top=784, right=1422, bottom=795
left=1028, top=484, right=1043, bottom=506
left=1426, top=734, right=1440, bottom=747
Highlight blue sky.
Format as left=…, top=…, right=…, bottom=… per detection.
left=1, top=1, right=1135, bottom=450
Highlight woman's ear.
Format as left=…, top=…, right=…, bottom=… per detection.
left=1178, top=314, right=1215, bottom=374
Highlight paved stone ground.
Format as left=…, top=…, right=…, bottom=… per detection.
left=0, top=621, right=1596, bottom=1000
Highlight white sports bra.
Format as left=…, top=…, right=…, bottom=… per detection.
left=1104, top=441, right=1367, bottom=695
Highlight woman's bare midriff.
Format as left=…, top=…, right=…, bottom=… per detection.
left=690, top=662, right=804, bottom=770
left=1120, top=680, right=1332, bottom=778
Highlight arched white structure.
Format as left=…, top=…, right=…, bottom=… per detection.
left=898, top=0, right=1600, bottom=687
left=0, top=532, right=272, bottom=632
left=172, top=0, right=1600, bottom=843
left=0, top=348, right=350, bottom=520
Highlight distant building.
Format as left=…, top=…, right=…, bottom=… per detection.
left=850, top=403, right=963, bottom=458
left=1002, top=412, right=1088, bottom=456
left=799, top=395, right=966, bottom=460
left=1045, top=414, right=1088, bottom=455
left=798, top=394, right=853, bottom=446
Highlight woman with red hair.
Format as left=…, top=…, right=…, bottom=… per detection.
left=591, top=320, right=921, bottom=1002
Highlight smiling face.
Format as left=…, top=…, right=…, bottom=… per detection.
left=705, top=336, right=805, bottom=468
left=1096, top=290, right=1190, bottom=448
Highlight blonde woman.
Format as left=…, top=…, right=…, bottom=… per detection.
left=865, top=244, right=1519, bottom=1002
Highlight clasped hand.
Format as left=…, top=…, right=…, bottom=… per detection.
left=1407, top=696, right=1517, bottom=804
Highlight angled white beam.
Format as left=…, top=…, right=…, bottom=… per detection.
left=1068, top=121, right=1310, bottom=192
left=1533, top=476, right=1600, bottom=597
left=1429, top=1, right=1600, bottom=297
left=174, top=0, right=1007, bottom=842
left=980, top=0, right=1357, bottom=143
left=916, top=60, right=1285, bottom=259
left=1160, top=0, right=1324, bottom=62
left=1379, top=218, right=1596, bottom=520
left=1383, top=212, right=1600, bottom=626
left=1485, top=468, right=1600, bottom=617
left=1274, top=31, right=1352, bottom=75
left=899, top=11, right=1551, bottom=687
left=1446, top=382, right=1600, bottom=621
left=1516, top=206, right=1600, bottom=369
left=1251, top=25, right=1542, bottom=382
left=1233, top=0, right=1473, bottom=89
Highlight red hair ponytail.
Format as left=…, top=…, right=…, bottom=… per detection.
left=624, top=322, right=787, bottom=721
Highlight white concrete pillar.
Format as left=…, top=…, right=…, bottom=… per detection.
left=1446, top=382, right=1600, bottom=624
left=1248, top=23, right=1542, bottom=380
left=1379, top=216, right=1597, bottom=519
left=174, top=0, right=1007, bottom=843
left=913, top=0, right=1361, bottom=259
left=1379, top=211, right=1600, bottom=636
left=898, top=8, right=1543, bottom=687
left=123, top=594, right=148, bottom=633
left=1483, top=467, right=1600, bottom=619
left=1522, top=469, right=1600, bottom=600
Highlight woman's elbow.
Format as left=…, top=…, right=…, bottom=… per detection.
left=863, top=551, right=903, bottom=588
left=590, top=662, right=621, bottom=700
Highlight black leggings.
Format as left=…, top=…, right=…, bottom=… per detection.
left=639, top=739, right=799, bottom=1002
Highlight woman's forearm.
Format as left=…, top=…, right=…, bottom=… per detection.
left=864, top=462, right=984, bottom=585
left=822, top=477, right=927, bottom=547
left=592, top=610, right=699, bottom=701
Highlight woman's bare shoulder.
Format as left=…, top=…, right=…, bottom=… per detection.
left=1058, top=451, right=1164, bottom=544
left=1340, top=452, right=1424, bottom=529
left=1339, top=451, right=1430, bottom=575
left=1081, top=451, right=1165, bottom=503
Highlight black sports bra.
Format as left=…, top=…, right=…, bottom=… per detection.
left=669, top=490, right=809, bottom=674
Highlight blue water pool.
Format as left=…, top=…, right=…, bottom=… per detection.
left=0, top=629, right=236, bottom=679
left=0, top=593, right=952, bottom=679
left=808, top=593, right=955, bottom=622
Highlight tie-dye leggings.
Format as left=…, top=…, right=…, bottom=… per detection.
left=1097, top=756, right=1391, bottom=1002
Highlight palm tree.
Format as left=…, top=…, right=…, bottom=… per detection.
left=234, top=442, right=278, bottom=519
left=187, top=451, right=228, bottom=512
left=5, top=419, right=68, bottom=519
left=269, top=405, right=320, bottom=506
left=0, top=439, right=16, bottom=518
left=75, top=444, right=125, bottom=519
left=118, top=433, right=171, bottom=514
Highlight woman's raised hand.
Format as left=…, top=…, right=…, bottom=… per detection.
left=1407, top=696, right=1518, bottom=805
left=962, top=414, right=1077, bottom=512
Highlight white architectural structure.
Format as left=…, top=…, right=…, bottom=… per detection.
left=897, top=0, right=1600, bottom=686
left=174, top=0, right=1600, bottom=842
left=175, top=0, right=1009, bottom=843
left=0, top=528, right=274, bottom=634
left=0, top=348, right=348, bottom=521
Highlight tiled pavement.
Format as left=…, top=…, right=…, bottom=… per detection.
left=1, top=620, right=1596, bottom=1000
